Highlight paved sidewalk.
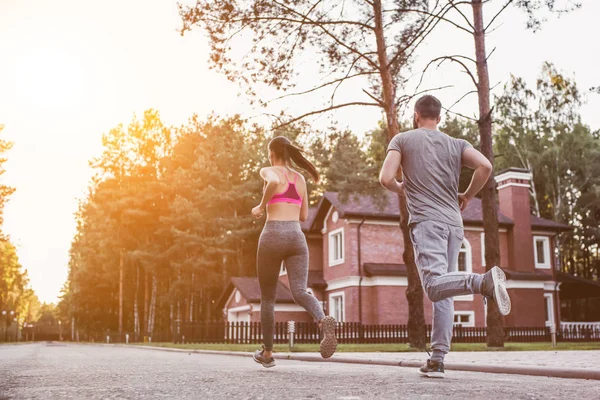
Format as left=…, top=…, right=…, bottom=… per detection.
left=127, top=345, right=600, bottom=380
left=296, top=350, right=600, bottom=370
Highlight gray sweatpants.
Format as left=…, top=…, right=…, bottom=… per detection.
left=257, top=221, right=326, bottom=351
left=410, top=220, right=486, bottom=362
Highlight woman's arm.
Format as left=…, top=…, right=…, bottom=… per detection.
left=299, top=175, right=309, bottom=222
left=252, top=168, right=281, bottom=218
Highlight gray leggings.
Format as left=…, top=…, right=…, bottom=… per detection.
left=257, top=221, right=326, bottom=350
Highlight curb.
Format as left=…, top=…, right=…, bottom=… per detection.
left=118, top=345, right=600, bottom=380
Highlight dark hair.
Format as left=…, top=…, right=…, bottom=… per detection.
left=269, top=136, right=320, bottom=182
left=415, top=95, right=442, bottom=119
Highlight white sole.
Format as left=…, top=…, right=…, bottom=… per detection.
left=419, top=371, right=445, bottom=378
left=491, top=266, right=511, bottom=316
left=253, top=353, right=276, bottom=368
left=320, top=316, right=337, bottom=359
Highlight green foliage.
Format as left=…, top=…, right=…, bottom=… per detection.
left=494, top=63, right=600, bottom=280
left=61, top=111, right=269, bottom=339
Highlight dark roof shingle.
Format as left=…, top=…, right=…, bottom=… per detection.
left=230, top=277, right=294, bottom=304
left=323, top=191, right=513, bottom=225
left=320, top=191, right=568, bottom=231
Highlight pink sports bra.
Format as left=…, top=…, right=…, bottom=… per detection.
left=267, top=168, right=303, bottom=206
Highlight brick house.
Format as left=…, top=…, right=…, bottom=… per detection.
left=219, top=168, right=585, bottom=328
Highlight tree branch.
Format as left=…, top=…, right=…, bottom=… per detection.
left=446, top=89, right=478, bottom=112
left=267, top=71, right=377, bottom=104
left=396, top=85, right=454, bottom=108
left=384, top=3, right=474, bottom=35
left=443, top=107, right=478, bottom=122
left=415, top=56, right=478, bottom=96
left=485, top=0, right=514, bottom=32
left=387, top=1, right=472, bottom=68
left=446, top=0, right=476, bottom=31
left=363, top=89, right=384, bottom=106
left=272, top=0, right=379, bottom=69
left=274, top=102, right=381, bottom=129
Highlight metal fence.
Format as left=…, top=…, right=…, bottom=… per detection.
left=174, top=322, right=600, bottom=344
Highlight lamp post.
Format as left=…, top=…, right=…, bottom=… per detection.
left=58, top=320, right=62, bottom=341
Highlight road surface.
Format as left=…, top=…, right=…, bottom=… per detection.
left=0, top=343, right=598, bottom=399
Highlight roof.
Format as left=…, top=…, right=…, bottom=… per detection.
left=364, top=263, right=407, bottom=277
left=307, top=271, right=327, bottom=288
left=530, top=215, right=571, bottom=231
left=504, top=270, right=553, bottom=281
left=557, top=272, right=600, bottom=289
left=218, top=277, right=294, bottom=308
left=304, top=191, right=568, bottom=232
left=319, top=191, right=514, bottom=226
left=300, top=207, right=318, bottom=232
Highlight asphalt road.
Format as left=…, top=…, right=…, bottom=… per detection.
left=0, top=343, right=598, bottom=399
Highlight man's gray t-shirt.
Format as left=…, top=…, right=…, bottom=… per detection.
left=387, top=128, right=472, bottom=227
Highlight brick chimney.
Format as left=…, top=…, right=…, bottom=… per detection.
left=495, top=168, right=534, bottom=272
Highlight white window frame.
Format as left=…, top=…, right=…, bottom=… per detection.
left=480, top=232, right=486, bottom=267
left=533, top=236, right=551, bottom=269
left=544, top=293, right=555, bottom=327
left=455, top=239, right=474, bottom=301
left=453, top=311, right=475, bottom=327
left=328, top=291, right=345, bottom=322
left=279, top=261, right=287, bottom=276
left=328, top=227, right=345, bottom=267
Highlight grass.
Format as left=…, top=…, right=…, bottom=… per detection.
left=135, top=342, right=600, bottom=353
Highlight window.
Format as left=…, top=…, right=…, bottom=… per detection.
left=455, top=239, right=473, bottom=301
left=544, top=293, right=555, bottom=327
left=328, top=228, right=345, bottom=266
left=279, top=261, right=287, bottom=276
left=533, top=236, right=551, bottom=269
left=329, top=292, right=345, bottom=322
left=453, top=311, right=475, bottom=327
left=455, top=239, right=472, bottom=273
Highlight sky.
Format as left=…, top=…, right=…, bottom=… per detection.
left=1, top=0, right=599, bottom=303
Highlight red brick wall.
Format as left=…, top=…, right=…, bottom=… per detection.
left=498, top=183, right=535, bottom=272
left=322, top=209, right=358, bottom=281
left=360, top=223, right=404, bottom=264
left=307, top=236, right=323, bottom=272
left=466, top=228, right=511, bottom=272
left=504, top=289, right=546, bottom=326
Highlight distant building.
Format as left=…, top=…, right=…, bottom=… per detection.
left=219, top=168, right=600, bottom=329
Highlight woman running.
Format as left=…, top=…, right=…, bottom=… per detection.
left=251, top=136, right=337, bottom=368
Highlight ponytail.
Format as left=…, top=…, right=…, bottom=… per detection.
left=269, top=136, right=320, bottom=182
left=285, top=143, right=320, bottom=183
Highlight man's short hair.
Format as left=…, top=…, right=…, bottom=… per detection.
left=415, top=95, right=442, bottom=119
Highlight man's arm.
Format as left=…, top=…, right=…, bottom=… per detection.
left=459, top=147, right=493, bottom=210
left=379, top=151, right=404, bottom=194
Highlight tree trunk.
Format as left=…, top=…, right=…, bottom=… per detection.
left=144, top=271, right=149, bottom=335
left=399, top=194, right=427, bottom=348
left=134, top=263, right=140, bottom=341
left=118, top=250, right=124, bottom=334
left=189, top=272, right=195, bottom=323
left=472, top=0, right=504, bottom=347
left=527, top=160, right=541, bottom=217
left=373, top=0, right=426, bottom=348
left=148, top=275, right=157, bottom=336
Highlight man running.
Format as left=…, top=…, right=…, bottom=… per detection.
left=379, top=95, right=511, bottom=378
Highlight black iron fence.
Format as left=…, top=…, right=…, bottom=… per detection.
left=14, top=322, right=600, bottom=344
left=173, top=322, right=600, bottom=344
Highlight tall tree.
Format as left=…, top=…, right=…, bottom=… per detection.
left=411, top=0, right=581, bottom=347
left=178, top=0, right=449, bottom=349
